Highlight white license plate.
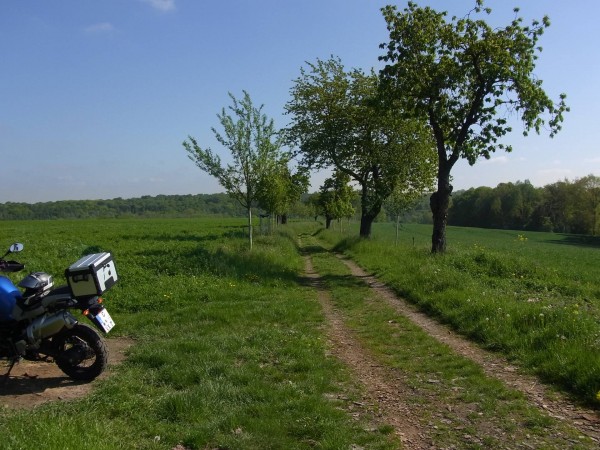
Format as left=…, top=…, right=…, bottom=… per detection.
left=95, top=308, right=115, bottom=333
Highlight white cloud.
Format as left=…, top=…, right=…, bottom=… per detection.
left=140, top=0, right=176, bottom=12
left=84, top=22, right=114, bottom=34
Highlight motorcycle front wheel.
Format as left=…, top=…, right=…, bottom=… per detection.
left=54, top=324, right=108, bottom=381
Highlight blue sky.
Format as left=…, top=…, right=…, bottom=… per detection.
left=1, top=0, right=598, bottom=203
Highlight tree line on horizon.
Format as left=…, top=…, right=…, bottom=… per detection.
left=0, top=193, right=245, bottom=220
left=447, top=175, right=600, bottom=235
left=1, top=174, right=598, bottom=237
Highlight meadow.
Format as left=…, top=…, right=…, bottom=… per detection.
left=317, top=221, right=600, bottom=405
left=0, top=218, right=398, bottom=450
left=0, top=218, right=598, bottom=449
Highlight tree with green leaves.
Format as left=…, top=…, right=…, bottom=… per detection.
left=285, top=56, right=436, bottom=238
left=183, top=91, right=282, bottom=250
left=379, top=1, right=568, bottom=253
left=575, top=175, right=600, bottom=236
left=256, top=158, right=309, bottom=227
left=384, top=184, right=428, bottom=245
left=317, top=170, right=355, bottom=230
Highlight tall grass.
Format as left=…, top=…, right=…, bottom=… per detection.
left=0, top=218, right=396, bottom=449
left=317, top=222, right=600, bottom=406
left=301, top=231, right=595, bottom=448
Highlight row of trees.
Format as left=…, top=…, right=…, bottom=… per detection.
left=449, top=176, right=600, bottom=235
left=0, top=194, right=245, bottom=220
left=184, top=1, right=567, bottom=252
left=285, top=58, right=437, bottom=238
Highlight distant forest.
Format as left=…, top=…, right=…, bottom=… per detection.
left=2, top=175, right=598, bottom=236
left=447, top=176, right=599, bottom=235
left=394, top=175, right=599, bottom=236
left=0, top=193, right=246, bottom=220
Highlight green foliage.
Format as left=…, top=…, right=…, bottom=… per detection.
left=316, top=170, right=355, bottom=228
left=285, top=56, right=436, bottom=237
left=0, top=193, right=245, bottom=220
left=379, top=1, right=568, bottom=252
left=448, top=175, right=600, bottom=235
left=255, top=161, right=309, bottom=219
left=184, top=91, right=287, bottom=249
left=379, top=1, right=568, bottom=163
left=184, top=91, right=283, bottom=211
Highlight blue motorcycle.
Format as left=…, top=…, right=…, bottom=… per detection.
left=0, top=243, right=117, bottom=381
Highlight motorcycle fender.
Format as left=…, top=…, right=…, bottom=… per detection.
left=85, top=305, right=115, bottom=334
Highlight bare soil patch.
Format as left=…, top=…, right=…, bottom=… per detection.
left=0, top=337, right=133, bottom=410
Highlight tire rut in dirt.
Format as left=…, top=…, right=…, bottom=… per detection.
left=304, top=255, right=432, bottom=449
left=335, top=253, right=600, bottom=443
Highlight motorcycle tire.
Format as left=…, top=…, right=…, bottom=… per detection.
left=54, top=324, right=108, bottom=381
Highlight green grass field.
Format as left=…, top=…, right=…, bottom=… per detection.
left=317, top=221, right=600, bottom=405
left=0, top=218, right=397, bottom=450
left=0, top=218, right=598, bottom=449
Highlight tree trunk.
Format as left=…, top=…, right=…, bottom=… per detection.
left=325, top=216, right=332, bottom=229
left=359, top=215, right=372, bottom=237
left=430, top=165, right=453, bottom=253
left=247, top=207, right=253, bottom=250
left=360, top=208, right=380, bottom=238
left=281, top=214, right=288, bottom=225
left=359, top=185, right=382, bottom=239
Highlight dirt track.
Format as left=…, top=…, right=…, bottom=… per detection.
left=303, top=248, right=600, bottom=448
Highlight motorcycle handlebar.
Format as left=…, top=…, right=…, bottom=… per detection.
left=0, top=260, right=25, bottom=273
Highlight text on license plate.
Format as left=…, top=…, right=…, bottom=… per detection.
left=95, top=308, right=115, bottom=333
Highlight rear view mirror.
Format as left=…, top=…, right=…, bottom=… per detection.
left=8, top=243, right=24, bottom=253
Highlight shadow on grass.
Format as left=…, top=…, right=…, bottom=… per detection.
left=544, top=234, right=600, bottom=249
left=299, top=271, right=367, bottom=291
left=0, top=375, right=85, bottom=396
left=135, top=241, right=300, bottom=285
left=121, top=232, right=226, bottom=244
